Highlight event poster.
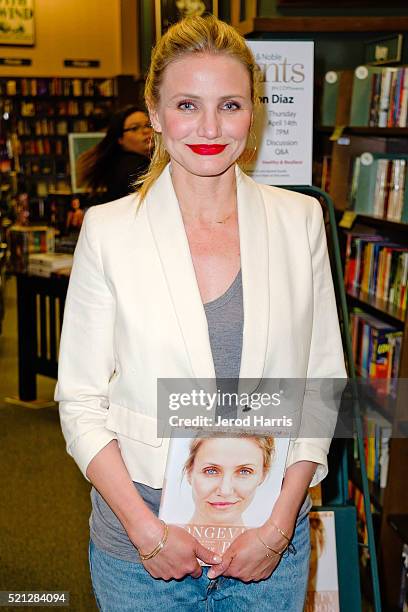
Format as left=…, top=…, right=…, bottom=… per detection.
left=159, top=433, right=289, bottom=560
left=243, top=41, right=314, bottom=185
left=306, top=511, right=340, bottom=611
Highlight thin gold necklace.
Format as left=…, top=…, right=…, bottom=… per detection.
left=215, top=210, right=236, bottom=224
left=182, top=209, right=236, bottom=224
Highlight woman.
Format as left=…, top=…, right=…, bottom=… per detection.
left=184, top=435, right=275, bottom=526
left=77, top=105, right=152, bottom=202
left=65, top=195, right=84, bottom=232
left=56, top=14, right=346, bottom=611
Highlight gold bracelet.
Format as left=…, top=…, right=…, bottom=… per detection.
left=270, top=522, right=291, bottom=543
left=139, top=520, right=169, bottom=561
left=256, top=529, right=287, bottom=557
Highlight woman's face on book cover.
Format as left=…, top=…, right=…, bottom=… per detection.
left=187, top=437, right=266, bottom=525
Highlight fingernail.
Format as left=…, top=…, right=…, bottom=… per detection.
left=208, top=571, right=215, bottom=579
left=213, top=554, right=221, bottom=563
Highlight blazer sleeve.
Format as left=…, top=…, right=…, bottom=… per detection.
left=285, top=198, right=347, bottom=487
left=55, top=207, right=117, bottom=479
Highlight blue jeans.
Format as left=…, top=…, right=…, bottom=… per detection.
left=89, top=512, right=310, bottom=612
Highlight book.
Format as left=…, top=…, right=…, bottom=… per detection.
left=363, top=409, right=392, bottom=488
left=159, top=432, right=290, bottom=560
left=350, top=66, right=383, bottom=126
left=350, top=153, right=408, bottom=220
left=305, top=511, right=340, bottom=611
left=400, top=543, right=408, bottom=611
left=321, top=70, right=353, bottom=126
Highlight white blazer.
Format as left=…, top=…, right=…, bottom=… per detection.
left=56, top=164, right=346, bottom=488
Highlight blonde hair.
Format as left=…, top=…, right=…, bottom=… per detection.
left=184, top=434, right=275, bottom=477
left=136, top=14, right=257, bottom=202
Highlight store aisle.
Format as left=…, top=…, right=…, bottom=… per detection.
left=0, top=277, right=97, bottom=611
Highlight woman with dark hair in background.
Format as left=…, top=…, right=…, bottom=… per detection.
left=78, top=105, right=153, bottom=202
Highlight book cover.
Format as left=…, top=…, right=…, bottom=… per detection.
left=399, top=68, right=408, bottom=127
left=305, top=511, right=340, bottom=612
left=350, top=66, right=383, bottom=127
left=159, top=433, right=290, bottom=559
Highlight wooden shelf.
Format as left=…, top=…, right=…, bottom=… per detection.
left=347, top=288, right=406, bottom=325
left=317, top=126, right=408, bottom=137
left=351, top=214, right=408, bottom=239
left=388, top=514, right=408, bottom=545
left=246, top=16, right=408, bottom=34
left=10, top=95, right=115, bottom=100
left=17, top=135, right=67, bottom=139
left=357, top=377, right=399, bottom=425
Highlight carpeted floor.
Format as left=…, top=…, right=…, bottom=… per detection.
left=0, top=278, right=97, bottom=611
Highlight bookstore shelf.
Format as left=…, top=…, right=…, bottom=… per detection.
left=318, top=126, right=408, bottom=138
left=0, top=76, right=118, bottom=197
left=248, top=16, right=408, bottom=34
left=316, top=47, right=408, bottom=607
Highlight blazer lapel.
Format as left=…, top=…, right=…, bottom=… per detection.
left=146, top=164, right=217, bottom=387
left=235, top=166, right=270, bottom=392
left=146, top=164, right=270, bottom=396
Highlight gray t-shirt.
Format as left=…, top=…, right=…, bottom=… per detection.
left=90, top=270, right=244, bottom=561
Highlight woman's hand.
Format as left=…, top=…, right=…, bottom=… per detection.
left=207, top=522, right=292, bottom=582
left=128, top=519, right=222, bottom=580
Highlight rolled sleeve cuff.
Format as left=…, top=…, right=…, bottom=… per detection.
left=67, top=428, right=118, bottom=481
left=285, top=439, right=330, bottom=487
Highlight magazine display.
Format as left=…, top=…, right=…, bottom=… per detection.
left=159, top=432, right=290, bottom=559
left=306, top=511, right=340, bottom=611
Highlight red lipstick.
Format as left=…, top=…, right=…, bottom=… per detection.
left=187, top=144, right=227, bottom=155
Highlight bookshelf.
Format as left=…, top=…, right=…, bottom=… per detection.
left=317, top=69, right=408, bottom=610
left=0, top=77, right=118, bottom=197
left=239, top=12, right=408, bottom=605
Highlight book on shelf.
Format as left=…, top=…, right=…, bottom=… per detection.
left=344, top=233, right=408, bottom=312
left=350, top=65, right=408, bottom=127
left=0, top=77, right=116, bottom=98
left=353, top=408, right=392, bottom=489
left=350, top=308, right=402, bottom=397
left=305, top=511, right=340, bottom=612
left=159, top=432, right=289, bottom=559
left=321, top=70, right=353, bottom=126
left=348, top=482, right=377, bottom=567
left=400, top=544, right=408, bottom=612
left=320, top=155, right=331, bottom=193
left=349, top=152, right=408, bottom=221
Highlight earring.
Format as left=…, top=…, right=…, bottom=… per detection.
left=240, top=130, right=257, bottom=164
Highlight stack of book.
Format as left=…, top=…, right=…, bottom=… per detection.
left=350, top=65, right=408, bottom=127
left=350, top=309, right=402, bottom=394
left=349, top=153, right=408, bottom=221
left=344, top=233, right=408, bottom=313
left=8, top=226, right=55, bottom=274
left=27, top=252, right=73, bottom=277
